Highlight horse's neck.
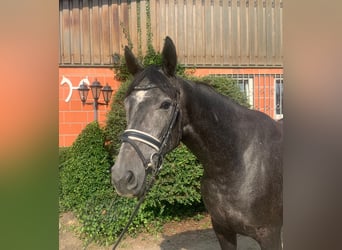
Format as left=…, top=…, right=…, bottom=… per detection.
left=179, top=81, right=243, bottom=173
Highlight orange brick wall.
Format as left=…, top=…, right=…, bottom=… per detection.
left=59, top=68, right=121, bottom=147
left=59, top=67, right=283, bottom=147
left=253, top=74, right=275, bottom=118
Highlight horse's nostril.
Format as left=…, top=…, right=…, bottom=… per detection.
left=126, top=171, right=135, bottom=185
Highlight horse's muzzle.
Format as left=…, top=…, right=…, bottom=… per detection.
left=111, top=166, right=143, bottom=197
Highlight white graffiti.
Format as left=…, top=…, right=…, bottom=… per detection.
left=60, top=76, right=90, bottom=102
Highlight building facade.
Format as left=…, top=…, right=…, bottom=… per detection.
left=59, top=0, right=283, bottom=147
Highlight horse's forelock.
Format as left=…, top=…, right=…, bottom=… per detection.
left=126, top=66, right=178, bottom=99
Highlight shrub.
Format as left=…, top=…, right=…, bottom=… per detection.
left=59, top=121, right=156, bottom=244
left=59, top=72, right=249, bottom=246
left=105, top=79, right=131, bottom=157
left=75, top=190, right=138, bottom=245
left=59, top=147, right=71, bottom=169
left=59, top=122, right=113, bottom=212
left=60, top=30, right=249, bottom=245
left=143, top=144, right=204, bottom=217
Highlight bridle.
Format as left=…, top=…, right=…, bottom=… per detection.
left=121, top=129, right=162, bottom=173
left=112, top=84, right=180, bottom=249
left=121, top=84, right=180, bottom=176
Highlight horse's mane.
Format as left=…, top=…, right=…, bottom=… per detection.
left=180, top=77, right=244, bottom=109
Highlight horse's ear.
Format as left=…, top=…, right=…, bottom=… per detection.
left=162, top=36, right=177, bottom=76
left=124, top=46, right=143, bottom=75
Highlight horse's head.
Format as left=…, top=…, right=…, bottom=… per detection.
left=111, top=37, right=182, bottom=197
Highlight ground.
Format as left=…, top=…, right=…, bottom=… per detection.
left=59, top=212, right=261, bottom=250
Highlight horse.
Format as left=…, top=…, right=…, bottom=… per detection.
left=111, top=37, right=283, bottom=250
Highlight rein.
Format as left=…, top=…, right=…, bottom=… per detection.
left=112, top=90, right=180, bottom=249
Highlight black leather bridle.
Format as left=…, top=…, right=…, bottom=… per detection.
left=120, top=86, right=180, bottom=176
left=112, top=85, right=180, bottom=250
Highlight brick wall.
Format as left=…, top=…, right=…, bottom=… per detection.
left=59, top=68, right=121, bottom=147
left=59, top=67, right=283, bottom=147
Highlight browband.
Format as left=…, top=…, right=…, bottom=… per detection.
left=133, top=84, right=158, bottom=90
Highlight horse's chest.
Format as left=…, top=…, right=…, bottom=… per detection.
left=200, top=177, right=253, bottom=230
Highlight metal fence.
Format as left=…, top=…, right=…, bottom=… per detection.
left=59, top=0, right=283, bottom=67
left=209, top=73, right=283, bottom=119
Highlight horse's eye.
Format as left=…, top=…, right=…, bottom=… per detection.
left=160, top=100, right=172, bottom=110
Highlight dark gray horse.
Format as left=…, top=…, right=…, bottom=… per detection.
left=111, top=37, right=283, bottom=250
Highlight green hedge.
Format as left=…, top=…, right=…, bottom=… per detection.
left=59, top=64, right=249, bottom=245
left=59, top=122, right=113, bottom=212
left=59, top=122, right=138, bottom=244
left=59, top=121, right=203, bottom=245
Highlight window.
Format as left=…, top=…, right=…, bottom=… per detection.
left=210, top=74, right=254, bottom=108
left=209, top=73, right=284, bottom=119
left=236, top=78, right=254, bottom=108
left=275, top=78, right=284, bottom=119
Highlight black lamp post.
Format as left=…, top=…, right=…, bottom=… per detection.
left=78, top=79, right=113, bottom=121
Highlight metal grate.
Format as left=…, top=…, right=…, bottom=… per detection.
left=209, top=73, right=284, bottom=119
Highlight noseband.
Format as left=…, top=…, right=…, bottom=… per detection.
left=121, top=129, right=161, bottom=174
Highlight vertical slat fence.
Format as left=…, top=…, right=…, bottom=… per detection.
left=59, top=0, right=283, bottom=67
